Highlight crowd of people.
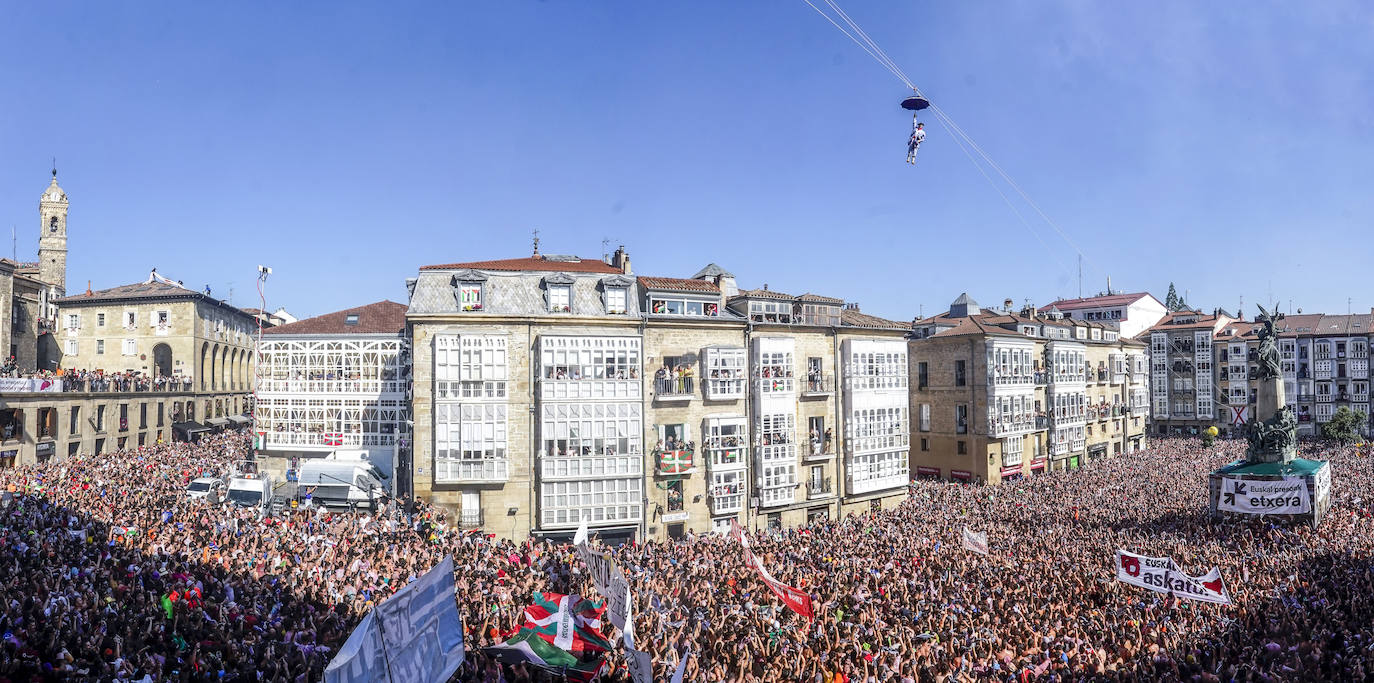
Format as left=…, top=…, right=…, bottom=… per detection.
left=1, top=434, right=1372, bottom=681
left=0, top=364, right=193, bottom=392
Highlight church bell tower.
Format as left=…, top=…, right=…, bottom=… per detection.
left=38, top=166, right=68, bottom=296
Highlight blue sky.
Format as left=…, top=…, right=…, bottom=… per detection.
left=1, top=1, right=1371, bottom=322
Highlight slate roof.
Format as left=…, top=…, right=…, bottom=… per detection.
left=263, top=301, right=407, bottom=336
left=1041, top=292, right=1160, bottom=311
left=690, top=263, right=734, bottom=279
left=419, top=256, right=621, bottom=274
left=840, top=309, right=909, bottom=331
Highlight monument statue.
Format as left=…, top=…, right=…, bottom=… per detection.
left=1254, top=303, right=1283, bottom=381
left=1247, top=303, right=1296, bottom=463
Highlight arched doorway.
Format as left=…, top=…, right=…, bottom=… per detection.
left=199, top=343, right=210, bottom=391
left=152, top=344, right=173, bottom=378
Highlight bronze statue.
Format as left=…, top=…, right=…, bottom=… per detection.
left=1247, top=404, right=1297, bottom=459
left=1255, top=303, right=1283, bottom=381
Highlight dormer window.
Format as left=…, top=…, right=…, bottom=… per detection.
left=345, top=314, right=359, bottom=326
left=549, top=285, right=571, bottom=313
left=542, top=273, right=574, bottom=313
left=606, top=287, right=627, bottom=314
left=598, top=275, right=634, bottom=315
left=450, top=270, right=488, bottom=312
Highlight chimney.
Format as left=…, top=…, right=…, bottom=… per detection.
left=611, top=245, right=631, bottom=275
left=85, top=280, right=92, bottom=296
left=763, top=284, right=768, bottom=291
left=1003, top=298, right=1013, bottom=311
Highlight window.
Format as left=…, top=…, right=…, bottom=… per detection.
left=918, top=362, right=928, bottom=389
left=920, top=437, right=929, bottom=451
left=435, top=403, right=508, bottom=482
left=848, top=450, right=908, bottom=494
left=606, top=288, right=628, bottom=315
left=537, top=336, right=641, bottom=401
left=458, top=283, right=483, bottom=311
left=848, top=407, right=908, bottom=453
left=710, top=469, right=745, bottom=513
left=955, top=360, right=966, bottom=386
left=847, top=348, right=908, bottom=390
left=66, top=314, right=80, bottom=330
left=156, top=310, right=169, bottom=326
left=704, top=416, right=747, bottom=468
left=957, top=440, right=967, bottom=454
left=918, top=403, right=931, bottom=432
left=955, top=404, right=967, bottom=434
left=96, top=340, right=105, bottom=355
left=139, top=404, right=148, bottom=429
left=666, top=479, right=684, bottom=512
left=651, top=297, right=719, bottom=317
left=125, top=312, right=136, bottom=329
left=704, top=348, right=746, bottom=399
left=436, top=336, right=508, bottom=399
left=756, top=351, right=795, bottom=394
left=539, top=479, right=643, bottom=528
left=548, top=285, right=571, bottom=313
left=97, top=313, right=106, bottom=327
left=541, top=402, right=642, bottom=457
left=122, top=339, right=136, bottom=356
left=65, top=339, right=77, bottom=355
left=69, top=407, right=80, bottom=436
left=344, top=314, right=359, bottom=326
left=96, top=405, right=106, bottom=432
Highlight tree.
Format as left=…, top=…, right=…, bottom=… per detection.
left=1165, top=281, right=1187, bottom=311
left=1321, top=406, right=1368, bottom=444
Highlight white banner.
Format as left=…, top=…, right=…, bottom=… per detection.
left=574, top=519, right=629, bottom=631
left=621, top=583, right=653, bottom=683
left=0, top=378, right=61, bottom=393
left=1114, top=550, right=1231, bottom=605
left=1314, top=465, right=1331, bottom=502
left=325, top=555, right=465, bottom=683
left=1218, top=476, right=1311, bottom=514
left=961, top=527, right=988, bottom=556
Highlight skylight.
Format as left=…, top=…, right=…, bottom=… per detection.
left=345, top=314, right=359, bottom=326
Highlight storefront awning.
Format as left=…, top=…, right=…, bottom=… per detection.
left=172, top=421, right=210, bottom=435
left=227, top=415, right=252, bottom=426
left=205, top=417, right=231, bottom=428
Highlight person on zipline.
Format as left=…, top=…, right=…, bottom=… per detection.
left=907, top=121, right=925, bottom=164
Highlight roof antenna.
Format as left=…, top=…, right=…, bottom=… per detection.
left=532, top=229, right=541, bottom=258
left=601, top=237, right=610, bottom=262
left=51, top=157, right=57, bottom=179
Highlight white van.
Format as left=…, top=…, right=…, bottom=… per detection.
left=226, top=471, right=275, bottom=510
left=298, top=451, right=389, bottom=510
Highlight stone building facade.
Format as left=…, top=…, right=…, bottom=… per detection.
left=55, top=275, right=259, bottom=399
left=405, top=251, right=915, bottom=541
left=0, top=388, right=210, bottom=467
left=910, top=295, right=1148, bottom=484
left=0, top=172, right=68, bottom=372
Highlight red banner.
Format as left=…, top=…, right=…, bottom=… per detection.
left=730, top=520, right=814, bottom=620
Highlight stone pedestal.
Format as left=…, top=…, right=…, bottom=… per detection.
left=1247, top=375, right=1296, bottom=464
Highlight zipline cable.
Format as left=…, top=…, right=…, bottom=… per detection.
left=801, top=0, right=1108, bottom=288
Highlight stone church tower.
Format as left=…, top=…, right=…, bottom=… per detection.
left=38, top=168, right=68, bottom=296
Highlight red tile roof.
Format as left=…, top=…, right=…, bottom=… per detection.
left=732, top=287, right=796, bottom=301
left=1041, top=292, right=1159, bottom=311
left=419, top=256, right=622, bottom=274
left=263, top=301, right=407, bottom=336
left=637, top=276, right=719, bottom=293
left=798, top=293, right=844, bottom=304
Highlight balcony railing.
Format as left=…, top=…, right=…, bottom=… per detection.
left=1316, top=394, right=1334, bottom=403
left=1295, top=393, right=1314, bottom=402
left=800, top=374, right=834, bottom=396
left=1352, top=350, right=1369, bottom=359
left=653, top=377, right=695, bottom=401
left=1034, top=372, right=1048, bottom=385
left=540, top=454, right=643, bottom=480
left=806, top=477, right=833, bottom=498
left=460, top=508, right=483, bottom=528
left=1035, top=415, right=1050, bottom=429
left=1336, top=392, right=1352, bottom=402
left=56, top=378, right=196, bottom=393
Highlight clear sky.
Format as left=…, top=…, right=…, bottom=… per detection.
left=1, top=2, right=1371, bottom=323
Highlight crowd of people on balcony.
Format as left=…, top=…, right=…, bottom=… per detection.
left=0, top=363, right=195, bottom=392
left=543, top=364, right=639, bottom=381
left=808, top=427, right=834, bottom=455
left=654, top=363, right=694, bottom=394
left=5, top=433, right=1374, bottom=680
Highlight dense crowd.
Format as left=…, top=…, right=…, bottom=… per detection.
left=0, top=434, right=1371, bottom=681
